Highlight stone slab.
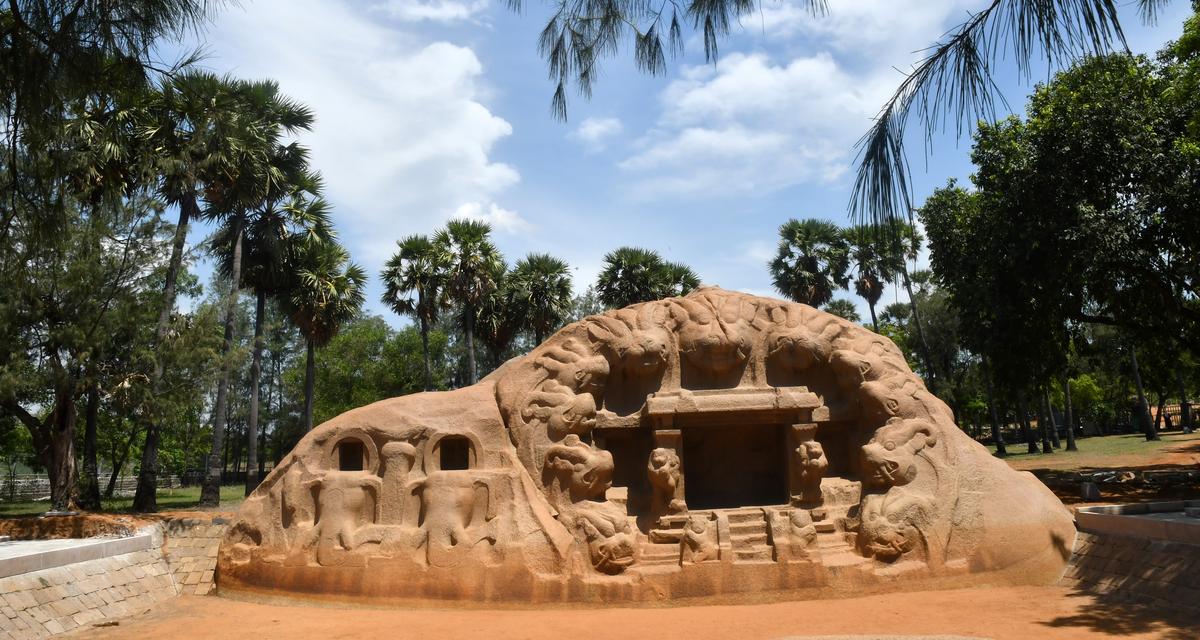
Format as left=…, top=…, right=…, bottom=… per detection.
left=0, top=535, right=153, bottom=579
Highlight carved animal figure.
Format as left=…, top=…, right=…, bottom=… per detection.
left=574, top=501, right=636, bottom=574
left=521, top=380, right=598, bottom=440
left=543, top=434, right=614, bottom=503
left=857, top=419, right=938, bottom=562
left=796, top=439, right=827, bottom=505
left=647, top=447, right=684, bottom=514
left=682, top=516, right=718, bottom=563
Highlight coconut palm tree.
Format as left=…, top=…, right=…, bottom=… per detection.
left=509, top=253, right=573, bottom=344
left=845, top=225, right=901, bottom=332
left=199, top=80, right=315, bottom=508
left=596, top=247, right=700, bottom=309
left=381, top=234, right=450, bottom=391
left=133, top=71, right=247, bottom=512
left=769, top=219, right=849, bottom=308
left=433, top=219, right=504, bottom=385
left=286, top=240, right=367, bottom=432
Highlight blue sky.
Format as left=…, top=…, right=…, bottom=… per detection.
left=176, top=0, right=1195, bottom=323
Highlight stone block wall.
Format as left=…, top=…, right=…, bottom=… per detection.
left=1061, top=531, right=1200, bottom=615
left=0, top=547, right=177, bottom=639
left=161, top=516, right=227, bottom=596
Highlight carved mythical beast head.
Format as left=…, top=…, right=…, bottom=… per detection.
left=860, top=419, right=937, bottom=488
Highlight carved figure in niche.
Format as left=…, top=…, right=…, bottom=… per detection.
left=585, top=311, right=670, bottom=380
left=647, top=447, right=685, bottom=514
left=795, top=439, right=827, bottom=505
left=574, top=501, right=636, bottom=574
left=313, top=472, right=384, bottom=567
left=856, top=419, right=938, bottom=562
left=682, top=516, right=718, bottom=563
left=543, top=434, right=614, bottom=503
left=789, top=509, right=817, bottom=550
left=420, top=474, right=497, bottom=568
left=521, top=380, right=598, bottom=440
left=535, top=338, right=609, bottom=398
left=671, top=298, right=751, bottom=373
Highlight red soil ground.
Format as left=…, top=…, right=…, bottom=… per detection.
left=78, top=585, right=1197, bottom=640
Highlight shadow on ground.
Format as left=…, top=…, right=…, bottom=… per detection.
left=1042, top=591, right=1200, bottom=639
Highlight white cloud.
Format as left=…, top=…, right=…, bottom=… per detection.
left=452, top=201, right=532, bottom=234
left=203, top=0, right=518, bottom=311
left=758, top=0, right=974, bottom=55
left=569, top=117, right=623, bottom=151
left=376, top=0, right=489, bottom=23
left=621, top=52, right=879, bottom=198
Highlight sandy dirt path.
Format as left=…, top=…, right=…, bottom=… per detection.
left=80, top=585, right=1196, bottom=640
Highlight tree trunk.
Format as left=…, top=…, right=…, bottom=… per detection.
left=867, top=300, right=879, bottom=334
left=201, top=216, right=244, bottom=507
left=46, top=384, right=79, bottom=512
left=134, top=193, right=196, bottom=513
left=420, top=314, right=433, bottom=391
left=1041, top=384, right=1060, bottom=449
left=464, top=301, right=478, bottom=384
left=1063, top=374, right=1077, bottom=451
left=78, top=381, right=102, bottom=510
left=1129, top=346, right=1158, bottom=441
left=900, top=265, right=936, bottom=393
left=1153, top=392, right=1166, bottom=432
left=986, top=367, right=1007, bottom=457
left=245, top=290, right=265, bottom=497
left=1017, top=391, right=1038, bottom=454
left=304, top=339, right=316, bottom=432
left=1177, top=370, right=1193, bottom=434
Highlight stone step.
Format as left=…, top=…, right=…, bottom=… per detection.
left=733, top=546, right=773, bottom=562
left=729, top=521, right=767, bottom=534
left=731, top=532, right=769, bottom=547
left=814, top=521, right=837, bottom=534
left=725, top=510, right=766, bottom=525
left=821, top=550, right=870, bottom=568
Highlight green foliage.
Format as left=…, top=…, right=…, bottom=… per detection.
left=596, top=246, right=699, bottom=309
left=284, top=317, right=450, bottom=427
left=823, top=299, right=861, bottom=323
left=769, top=219, right=848, bottom=308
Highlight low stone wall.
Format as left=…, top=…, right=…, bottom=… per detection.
left=1061, top=530, right=1200, bottom=615
left=0, top=546, right=177, bottom=638
left=0, top=514, right=228, bottom=638
left=161, top=516, right=227, bottom=596
left=0, top=476, right=180, bottom=503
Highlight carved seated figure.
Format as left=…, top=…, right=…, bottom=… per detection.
left=856, top=419, right=938, bottom=563
left=789, top=509, right=818, bottom=550
left=682, top=516, right=718, bottom=563
left=647, top=447, right=685, bottom=515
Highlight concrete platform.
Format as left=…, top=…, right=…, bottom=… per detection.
left=0, top=533, right=153, bottom=578
left=1075, top=500, right=1200, bottom=544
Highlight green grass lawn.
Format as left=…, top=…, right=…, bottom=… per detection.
left=0, top=484, right=246, bottom=518
left=1001, top=430, right=1200, bottom=472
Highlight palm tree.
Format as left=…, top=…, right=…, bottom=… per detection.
left=381, top=234, right=450, bottom=391
left=475, top=263, right=524, bottom=369
left=769, top=219, right=849, bottom=308
left=133, top=71, right=246, bottom=512
left=510, top=253, right=573, bottom=344
left=845, top=225, right=901, bottom=332
left=433, top=219, right=503, bottom=385
left=889, top=222, right=938, bottom=393
left=286, top=240, right=367, bottom=432
left=199, top=80, right=315, bottom=508
left=212, top=170, right=332, bottom=496
left=596, top=246, right=700, bottom=308
left=824, top=299, right=862, bottom=323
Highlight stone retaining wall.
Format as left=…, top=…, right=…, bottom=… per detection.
left=1061, top=530, right=1200, bottom=615
left=0, top=546, right=176, bottom=638
left=161, top=516, right=227, bottom=596
left=0, top=515, right=228, bottom=638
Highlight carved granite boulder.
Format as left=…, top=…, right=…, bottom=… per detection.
left=218, top=288, right=1075, bottom=603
